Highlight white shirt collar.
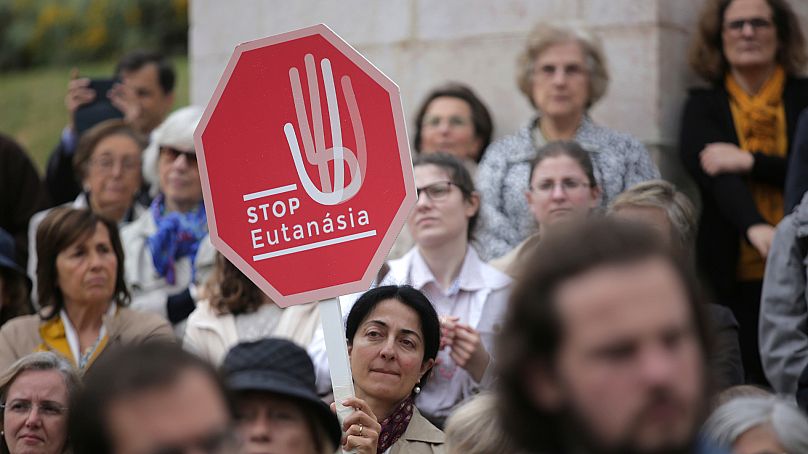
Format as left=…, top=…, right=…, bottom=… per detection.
left=408, top=247, right=487, bottom=294
left=60, top=303, right=116, bottom=364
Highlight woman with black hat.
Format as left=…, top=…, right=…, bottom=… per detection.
left=222, top=337, right=378, bottom=454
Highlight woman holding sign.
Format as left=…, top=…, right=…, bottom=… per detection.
left=311, top=153, right=510, bottom=429
left=343, top=285, right=445, bottom=453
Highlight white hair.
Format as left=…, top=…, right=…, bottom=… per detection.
left=703, top=396, right=808, bottom=452
left=142, top=105, right=204, bottom=195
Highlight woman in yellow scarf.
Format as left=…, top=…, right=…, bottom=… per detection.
left=680, top=0, right=808, bottom=385
left=0, top=208, right=174, bottom=373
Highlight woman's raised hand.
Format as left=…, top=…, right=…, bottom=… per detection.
left=441, top=316, right=490, bottom=382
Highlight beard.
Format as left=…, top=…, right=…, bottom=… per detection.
left=553, top=386, right=707, bottom=454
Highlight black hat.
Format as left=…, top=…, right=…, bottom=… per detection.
left=0, top=228, right=31, bottom=291
left=221, top=338, right=341, bottom=449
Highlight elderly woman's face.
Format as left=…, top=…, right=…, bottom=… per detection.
left=531, top=41, right=590, bottom=121
left=158, top=146, right=203, bottom=212
left=84, top=134, right=142, bottom=215
left=419, top=96, right=482, bottom=161
left=722, top=0, right=778, bottom=72
left=733, top=423, right=786, bottom=454
left=55, top=222, right=117, bottom=307
left=349, top=299, right=433, bottom=405
left=3, top=370, right=69, bottom=454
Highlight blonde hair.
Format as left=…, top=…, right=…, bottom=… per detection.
left=608, top=180, right=697, bottom=253
left=516, top=22, right=609, bottom=109
left=445, top=393, right=519, bottom=454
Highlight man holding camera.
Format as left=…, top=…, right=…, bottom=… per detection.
left=45, top=50, right=176, bottom=206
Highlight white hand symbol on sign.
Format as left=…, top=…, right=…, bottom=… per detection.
left=284, top=54, right=368, bottom=205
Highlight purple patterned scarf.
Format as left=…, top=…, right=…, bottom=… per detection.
left=147, top=195, right=208, bottom=285
left=377, top=395, right=414, bottom=453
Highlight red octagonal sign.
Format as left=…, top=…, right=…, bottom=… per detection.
left=195, top=24, right=415, bottom=307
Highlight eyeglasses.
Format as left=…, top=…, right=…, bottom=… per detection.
left=1, top=400, right=68, bottom=418
left=90, top=156, right=141, bottom=174
left=160, top=146, right=197, bottom=165
left=422, top=115, right=472, bottom=130
left=724, top=17, right=773, bottom=33
left=416, top=181, right=466, bottom=201
left=532, top=179, right=591, bottom=195
left=533, top=64, right=588, bottom=81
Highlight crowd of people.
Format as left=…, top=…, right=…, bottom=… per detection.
left=1, top=0, right=808, bottom=452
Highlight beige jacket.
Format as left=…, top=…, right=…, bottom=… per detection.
left=388, top=407, right=446, bottom=454
left=183, top=300, right=321, bottom=366
left=488, top=233, right=542, bottom=279
left=0, top=306, right=175, bottom=373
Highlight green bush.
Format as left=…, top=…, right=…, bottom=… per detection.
left=0, top=0, right=188, bottom=70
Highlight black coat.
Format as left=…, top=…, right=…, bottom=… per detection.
left=0, top=134, right=49, bottom=267
left=679, top=77, right=808, bottom=303
left=785, top=108, right=808, bottom=213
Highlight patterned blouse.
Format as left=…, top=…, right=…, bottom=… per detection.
left=476, top=116, right=659, bottom=260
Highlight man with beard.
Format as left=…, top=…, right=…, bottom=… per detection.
left=497, top=217, right=725, bottom=454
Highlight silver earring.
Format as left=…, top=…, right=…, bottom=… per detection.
left=414, top=385, right=421, bottom=394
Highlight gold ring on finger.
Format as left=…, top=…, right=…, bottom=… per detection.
left=358, top=423, right=364, bottom=436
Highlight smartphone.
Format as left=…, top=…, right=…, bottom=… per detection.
left=74, top=78, right=124, bottom=137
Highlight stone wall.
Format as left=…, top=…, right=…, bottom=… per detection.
left=190, top=0, right=808, bottom=188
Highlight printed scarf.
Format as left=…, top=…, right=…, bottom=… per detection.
left=726, top=65, right=787, bottom=280
left=147, top=195, right=208, bottom=285
left=377, top=395, right=415, bottom=453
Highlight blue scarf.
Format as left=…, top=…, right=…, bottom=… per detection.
left=147, top=195, right=208, bottom=285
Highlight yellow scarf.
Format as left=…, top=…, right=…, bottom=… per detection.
left=725, top=66, right=787, bottom=281
left=36, top=315, right=109, bottom=371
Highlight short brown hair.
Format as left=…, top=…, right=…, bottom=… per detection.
left=689, top=0, right=807, bottom=83
left=528, top=140, right=597, bottom=188
left=204, top=253, right=265, bottom=316
left=73, top=119, right=146, bottom=183
left=36, top=208, right=129, bottom=319
left=497, top=217, right=711, bottom=452
left=412, top=82, right=494, bottom=163
left=517, top=22, right=609, bottom=109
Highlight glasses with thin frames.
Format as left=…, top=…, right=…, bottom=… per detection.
left=724, top=17, right=773, bottom=33
left=533, top=63, right=588, bottom=81
left=422, top=115, right=473, bottom=130
left=1, top=400, right=68, bottom=418
left=160, top=146, right=197, bottom=165
left=416, top=181, right=467, bottom=201
left=532, top=179, right=591, bottom=195
left=90, top=156, right=141, bottom=174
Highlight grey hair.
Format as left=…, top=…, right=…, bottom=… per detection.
left=516, top=21, right=609, bottom=110
left=704, top=396, right=808, bottom=452
left=608, top=180, right=697, bottom=253
left=0, top=352, right=81, bottom=402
